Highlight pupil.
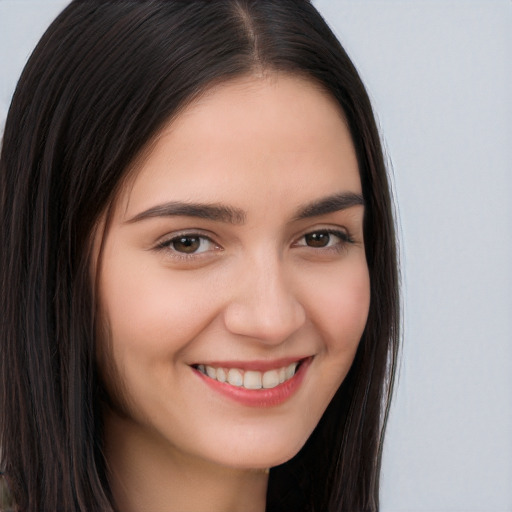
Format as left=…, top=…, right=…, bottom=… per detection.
left=305, top=232, right=329, bottom=247
left=174, top=236, right=200, bottom=253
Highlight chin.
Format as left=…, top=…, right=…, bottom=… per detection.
left=195, top=419, right=314, bottom=471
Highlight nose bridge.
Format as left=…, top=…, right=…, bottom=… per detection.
left=223, top=249, right=306, bottom=344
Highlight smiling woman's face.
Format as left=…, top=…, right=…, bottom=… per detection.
left=96, top=73, right=370, bottom=470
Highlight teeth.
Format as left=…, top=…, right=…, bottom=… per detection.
left=262, top=369, right=279, bottom=389
left=244, top=371, right=262, bottom=389
left=285, top=362, right=298, bottom=380
left=227, top=368, right=243, bottom=387
left=217, top=367, right=227, bottom=383
left=197, top=362, right=300, bottom=389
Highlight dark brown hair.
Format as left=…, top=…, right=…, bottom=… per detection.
left=0, top=1, right=399, bottom=510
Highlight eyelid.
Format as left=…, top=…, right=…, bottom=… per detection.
left=151, top=225, right=357, bottom=262
left=292, top=227, right=354, bottom=247
left=153, top=230, right=222, bottom=258
left=154, top=227, right=217, bottom=245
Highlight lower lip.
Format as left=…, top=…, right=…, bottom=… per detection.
left=194, top=358, right=311, bottom=408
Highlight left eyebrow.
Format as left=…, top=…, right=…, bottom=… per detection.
left=294, top=192, right=365, bottom=220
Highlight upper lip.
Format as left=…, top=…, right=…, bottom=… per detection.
left=191, top=356, right=311, bottom=372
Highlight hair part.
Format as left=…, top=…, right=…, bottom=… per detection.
left=0, top=1, right=399, bottom=511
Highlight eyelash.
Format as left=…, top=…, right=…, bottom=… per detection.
left=292, top=229, right=354, bottom=250
left=154, top=231, right=220, bottom=260
left=154, top=228, right=354, bottom=260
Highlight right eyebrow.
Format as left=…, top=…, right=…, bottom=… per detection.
left=293, top=191, right=365, bottom=220
left=125, top=201, right=247, bottom=225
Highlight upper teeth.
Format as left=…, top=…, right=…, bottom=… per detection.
left=197, top=362, right=299, bottom=389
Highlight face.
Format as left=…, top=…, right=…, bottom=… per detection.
left=96, top=73, right=370, bottom=470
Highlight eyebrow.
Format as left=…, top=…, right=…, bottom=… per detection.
left=126, top=191, right=364, bottom=225
left=126, top=202, right=246, bottom=224
left=293, top=192, right=364, bottom=220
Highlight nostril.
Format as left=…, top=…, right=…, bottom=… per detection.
left=222, top=264, right=306, bottom=342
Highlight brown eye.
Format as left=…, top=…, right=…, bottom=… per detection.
left=294, top=229, right=353, bottom=251
left=172, top=236, right=201, bottom=253
left=155, top=233, right=219, bottom=257
left=304, top=232, right=331, bottom=247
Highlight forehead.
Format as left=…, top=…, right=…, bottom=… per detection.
left=117, top=72, right=361, bottom=220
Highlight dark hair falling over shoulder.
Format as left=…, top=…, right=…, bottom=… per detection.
left=0, top=1, right=399, bottom=511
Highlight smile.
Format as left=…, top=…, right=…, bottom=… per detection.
left=196, top=362, right=300, bottom=390
left=192, top=357, right=311, bottom=407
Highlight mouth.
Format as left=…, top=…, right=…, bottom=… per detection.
left=193, top=360, right=302, bottom=390
left=191, top=357, right=311, bottom=407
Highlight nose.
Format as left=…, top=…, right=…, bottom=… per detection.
left=222, top=254, right=306, bottom=345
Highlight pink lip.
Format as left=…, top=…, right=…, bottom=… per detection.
left=193, top=357, right=312, bottom=408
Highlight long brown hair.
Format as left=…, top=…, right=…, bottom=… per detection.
left=0, top=1, right=399, bottom=510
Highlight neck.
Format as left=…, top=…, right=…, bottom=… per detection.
left=103, top=411, right=269, bottom=512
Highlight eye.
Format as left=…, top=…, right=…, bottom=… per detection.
left=156, top=234, right=219, bottom=255
left=294, top=229, right=353, bottom=249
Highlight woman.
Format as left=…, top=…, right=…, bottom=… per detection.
left=0, top=1, right=399, bottom=511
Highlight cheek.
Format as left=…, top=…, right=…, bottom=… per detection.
left=286, top=258, right=370, bottom=451
left=98, top=258, right=217, bottom=357
left=304, top=258, right=370, bottom=354
left=95, top=250, right=223, bottom=411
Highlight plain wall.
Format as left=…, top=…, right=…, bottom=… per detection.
left=1, top=1, right=511, bottom=511
left=312, top=2, right=512, bottom=511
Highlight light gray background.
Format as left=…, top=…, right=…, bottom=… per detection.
left=1, top=1, right=511, bottom=511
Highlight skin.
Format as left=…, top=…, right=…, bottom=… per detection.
left=95, top=73, right=370, bottom=512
